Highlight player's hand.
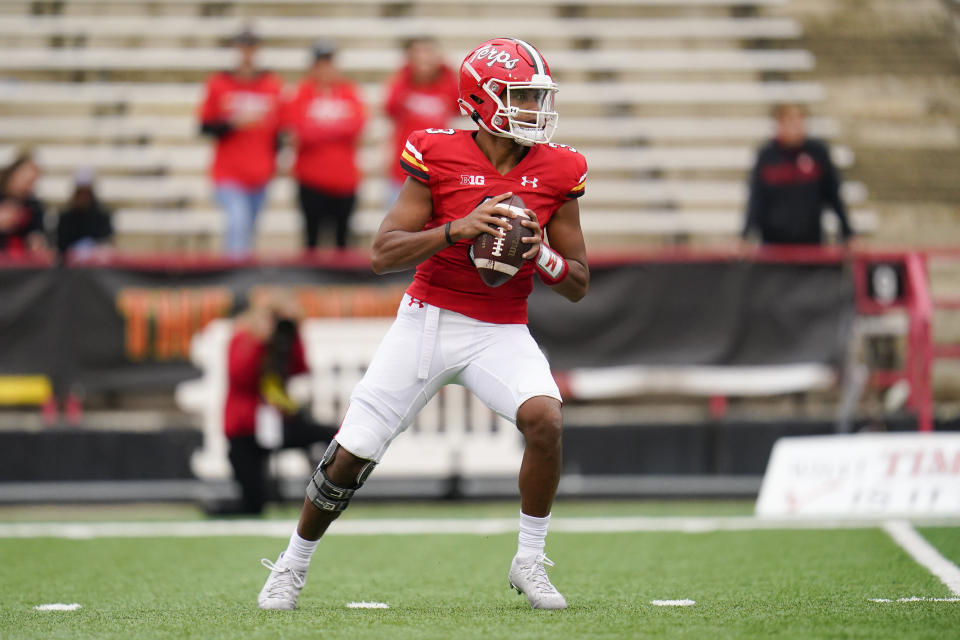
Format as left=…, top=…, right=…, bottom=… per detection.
left=736, top=238, right=757, bottom=261
left=449, top=192, right=515, bottom=242
left=25, top=232, right=50, bottom=255
left=231, top=110, right=263, bottom=129
left=519, top=208, right=542, bottom=260
left=242, top=307, right=275, bottom=341
left=0, top=202, right=20, bottom=231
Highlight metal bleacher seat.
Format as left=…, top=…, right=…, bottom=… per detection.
left=34, top=175, right=870, bottom=208
left=0, top=47, right=816, bottom=74
left=45, top=0, right=790, bottom=6
left=0, top=15, right=803, bottom=40
left=0, top=143, right=857, bottom=173
left=113, top=206, right=879, bottom=239
left=0, top=80, right=825, bottom=107
left=0, top=115, right=843, bottom=143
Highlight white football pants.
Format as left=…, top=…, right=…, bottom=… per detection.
left=335, top=294, right=562, bottom=462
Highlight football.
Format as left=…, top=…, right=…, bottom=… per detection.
left=471, top=195, right=536, bottom=287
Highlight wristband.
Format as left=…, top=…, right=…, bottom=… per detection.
left=444, top=221, right=455, bottom=245
left=534, top=243, right=569, bottom=285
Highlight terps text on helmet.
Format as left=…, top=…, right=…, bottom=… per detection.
left=470, top=46, right=519, bottom=70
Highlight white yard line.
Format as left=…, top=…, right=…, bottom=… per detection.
left=0, top=515, right=957, bottom=539
left=883, top=520, right=960, bottom=596
left=34, top=603, right=82, bottom=611
left=651, top=599, right=696, bottom=606
left=870, top=597, right=960, bottom=603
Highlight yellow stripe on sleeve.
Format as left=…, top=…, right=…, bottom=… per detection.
left=400, top=150, right=429, bottom=173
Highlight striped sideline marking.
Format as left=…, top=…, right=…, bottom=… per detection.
left=1, top=516, right=958, bottom=539
left=873, top=520, right=960, bottom=603
left=0, top=516, right=960, bottom=540
left=870, top=597, right=960, bottom=603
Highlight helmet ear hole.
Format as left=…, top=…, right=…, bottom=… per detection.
left=469, top=94, right=485, bottom=105
left=470, top=112, right=482, bottom=123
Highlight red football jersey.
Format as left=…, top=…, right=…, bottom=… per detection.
left=198, top=71, right=283, bottom=188
left=384, top=65, right=460, bottom=183
left=223, top=328, right=309, bottom=439
left=401, top=129, right=587, bottom=324
left=282, top=79, right=366, bottom=194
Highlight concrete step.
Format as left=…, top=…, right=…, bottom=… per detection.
left=851, top=149, right=960, bottom=203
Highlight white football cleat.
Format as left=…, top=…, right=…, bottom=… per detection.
left=258, top=553, right=307, bottom=611
left=508, top=554, right=568, bottom=610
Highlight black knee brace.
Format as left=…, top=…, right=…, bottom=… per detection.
left=305, top=440, right=376, bottom=513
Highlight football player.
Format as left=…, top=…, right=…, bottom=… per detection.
left=258, top=38, right=588, bottom=611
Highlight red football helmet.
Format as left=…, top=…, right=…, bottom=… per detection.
left=458, top=38, right=559, bottom=146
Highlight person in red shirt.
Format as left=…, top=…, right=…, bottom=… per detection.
left=383, top=37, right=460, bottom=204
left=198, top=29, right=282, bottom=255
left=221, top=296, right=337, bottom=516
left=0, top=151, right=48, bottom=257
left=259, top=38, right=588, bottom=612
left=282, top=41, right=366, bottom=249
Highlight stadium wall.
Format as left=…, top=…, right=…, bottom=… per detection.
left=1, top=415, right=951, bottom=504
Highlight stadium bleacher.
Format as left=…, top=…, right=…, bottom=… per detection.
left=0, top=115, right=843, bottom=142
left=0, top=15, right=804, bottom=40
left=0, top=143, right=857, bottom=173
left=0, top=47, right=817, bottom=74
left=0, top=0, right=869, bottom=250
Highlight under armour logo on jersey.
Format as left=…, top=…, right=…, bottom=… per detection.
left=408, top=297, right=425, bottom=308
left=521, top=176, right=539, bottom=188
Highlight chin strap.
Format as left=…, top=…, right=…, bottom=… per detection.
left=534, top=243, right=569, bottom=285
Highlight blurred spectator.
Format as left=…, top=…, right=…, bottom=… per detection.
left=56, top=168, right=113, bottom=257
left=383, top=37, right=459, bottom=204
left=220, top=294, right=338, bottom=516
left=199, top=28, right=283, bottom=255
left=0, top=151, right=48, bottom=256
left=283, top=41, right=366, bottom=249
left=743, top=103, right=854, bottom=246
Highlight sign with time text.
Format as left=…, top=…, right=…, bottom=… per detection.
left=756, top=433, right=960, bottom=518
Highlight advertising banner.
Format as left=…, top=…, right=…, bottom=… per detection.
left=0, top=259, right=853, bottom=393
left=756, top=433, right=960, bottom=518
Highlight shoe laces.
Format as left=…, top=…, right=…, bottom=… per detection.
left=519, top=554, right=559, bottom=595
left=261, top=557, right=306, bottom=592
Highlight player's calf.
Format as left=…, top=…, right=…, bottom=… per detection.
left=259, top=441, right=376, bottom=610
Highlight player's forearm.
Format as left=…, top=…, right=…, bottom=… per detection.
left=370, top=226, right=450, bottom=274
left=549, top=259, right=588, bottom=302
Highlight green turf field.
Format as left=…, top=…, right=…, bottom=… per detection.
left=1, top=501, right=958, bottom=639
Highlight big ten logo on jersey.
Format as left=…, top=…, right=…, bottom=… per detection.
left=461, top=175, right=486, bottom=186
left=470, top=46, right=519, bottom=70
left=548, top=142, right=578, bottom=153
